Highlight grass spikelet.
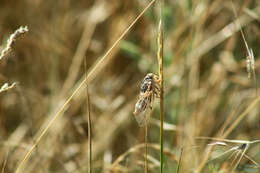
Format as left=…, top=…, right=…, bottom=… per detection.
left=0, top=26, right=28, bottom=60
left=0, top=82, right=16, bottom=93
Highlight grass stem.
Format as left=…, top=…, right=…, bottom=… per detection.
left=86, top=87, right=92, bottom=173
left=157, top=19, right=164, bottom=173
left=84, top=53, right=92, bottom=173
left=176, top=148, right=183, bottom=173
left=145, top=124, right=148, bottom=173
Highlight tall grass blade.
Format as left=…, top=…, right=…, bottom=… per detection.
left=84, top=54, right=92, bottom=173
left=157, top=18, right=164, bottom=173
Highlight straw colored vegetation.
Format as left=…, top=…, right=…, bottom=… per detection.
left=0, top=0, right=260, bottom=172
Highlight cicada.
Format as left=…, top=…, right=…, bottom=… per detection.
left=133, top=73, right=160, bottom=126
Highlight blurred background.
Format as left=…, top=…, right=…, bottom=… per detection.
left=0, top=0, right=260, bottom=172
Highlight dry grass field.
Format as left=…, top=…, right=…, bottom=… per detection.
left=0, top=0, right=260, bottom=172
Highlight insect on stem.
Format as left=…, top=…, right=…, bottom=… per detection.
left=133, top=73, right=160, bottom=127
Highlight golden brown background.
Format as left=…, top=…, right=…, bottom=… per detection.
left=0, top=0, right=260, bottom=172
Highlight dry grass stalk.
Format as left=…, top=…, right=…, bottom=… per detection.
left=1, top=151, right=9, bottom=173
left=0, top=26, right=28, bottom=60
left=0, top=82, right=16, bottom=93
left=198, top=137, right=260, bottom=171
left=222, top=95, right=260, bottom=138
left=14, top=1, right=156, bottom=172
left=231, top=2, right=257, bottom=95
left=86, top=87, right=92, bottom=173
left=84, top=47, right=92, bottom=172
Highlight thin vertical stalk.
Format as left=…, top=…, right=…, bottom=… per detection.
left=157, top=19, right=164, bottom=173
left=84, top=56, right=92, bottom=173
left=145, top=124, right=148, bottom=173
left=86, top=87, right=92, bottom=173
left=176, top=148, right=183, bottom=173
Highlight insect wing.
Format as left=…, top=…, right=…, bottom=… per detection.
left=134, top=104, right=152, bottom=127
left=133, top=96, right=152, bottom=127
